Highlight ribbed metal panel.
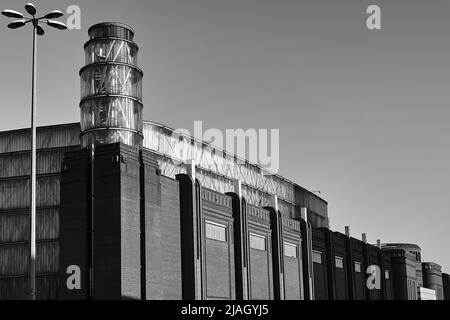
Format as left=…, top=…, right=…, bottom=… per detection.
left=0, top=241, right=59, bottom=276
left=0, top=149, right=68, bottom=178
left=0, top=275, right=59, bottom=300
left=0, top=123, right=80, bottom=153
left=0, top=124, right=79, bottom=299
left=0, top=208, right=59, bottom=243
left=0, top=176, right=60, bottom=210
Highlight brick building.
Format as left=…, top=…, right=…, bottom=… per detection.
left=443, top=273, right=450, bottom=300
left=422, top=262, right=444, bottom=300
left=0, top=22, right=447, bottom=300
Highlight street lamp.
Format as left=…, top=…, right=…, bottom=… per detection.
left=2, top=3, right=67, bottom=301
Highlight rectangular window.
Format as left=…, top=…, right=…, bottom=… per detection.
left=249, top=233, right=266, bottom=251
left=355, top=261, right=362, bottom=273
left=385, top=270, right=390, bottom=279
left=335, top=256, right=344, bottom=269
left=205, top=221, right=226, bottom=242
left=284, top=242, right=297, bottom=258
left=312, top=250, right=322, bottom=264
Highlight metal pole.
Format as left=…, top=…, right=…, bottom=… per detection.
left=29, top=23, right=37, bottom=301
left=89, top=143, right=95, bottom=299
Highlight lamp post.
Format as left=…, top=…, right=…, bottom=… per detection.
left=2, top=3, right=67, bottom=301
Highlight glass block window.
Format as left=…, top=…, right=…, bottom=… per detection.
left=312, top=250, right=322, bottom=264
left=249, top=233, right=266, bottom=251
left=205, top=221, right=226, bottom=242
left=355, top=261, right=362, bottom=273
left=335, top=256, right=344, bottom=269
left=284, top=242, right=297, bottom=258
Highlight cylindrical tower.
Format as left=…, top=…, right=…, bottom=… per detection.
left=80, top=22, right=143, bottom=149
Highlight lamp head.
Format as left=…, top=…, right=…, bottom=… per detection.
left=43, top=10, right=63, bottom=19
left=2, top=9, right=24, bottom=19
left=25, top=3, right=36, bottom=16
left=47, top=19, right=67, bottom=30
left=7, top=19, right=27, bottom=29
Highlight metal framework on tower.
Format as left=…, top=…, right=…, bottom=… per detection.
left=80, top=22, right=143, bottom=149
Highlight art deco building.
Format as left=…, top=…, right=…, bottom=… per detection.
left=0, top=22, right=446, bottom=300
left=0, top=22, right=327, bottom=300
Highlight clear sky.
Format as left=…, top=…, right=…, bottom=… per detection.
left=1, top=0, right=449, bottom=273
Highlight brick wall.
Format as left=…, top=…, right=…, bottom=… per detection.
left=333, top=232, right=349, bottom=300
left=201, top=188, right=235, bottom=300
left=443, top=273, right=450, bottom=300
left=282, top=218, right=302, bottom=300
left=247, top=205, right=273, bottom=300
left=143, top=169, right=182, bottom=300
left=312, top=228, right=330, bottom=300
left=350, top=238, right=366, bottom=300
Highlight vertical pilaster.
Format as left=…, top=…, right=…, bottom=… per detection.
left=59, top=149, right=91, bottom=299
left=226, top=180, right=249, bottom=300
left=176, top=167, right=203, bottom=300
left=266, top=195, right=285, bottom=300
left=362, top=233, right=370, bottom=300
left=139, top=151, right=160, bottom=300
left=325, top=230, right=336, bottom=300
left=300, top=207, right=314, bottom=300
left=92, top=143, right=141, bottom=299
left=344, top=226, right=356, bottom=300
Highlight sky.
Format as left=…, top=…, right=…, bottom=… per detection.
left=0, top=0, right=449, bottom=273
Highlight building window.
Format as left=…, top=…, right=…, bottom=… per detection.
left=284, top=242, right=297, bottom=258
left=385, top=270, right=390, bottom=279
left=312, top=250, right=322, bottom=264
left=205, top=221, right=226, bottom=242
left=335, top=256, right=344, bottom=269
left=355, top=261, right=362, bottom=273
left=249, top=233, right=266, bottom=251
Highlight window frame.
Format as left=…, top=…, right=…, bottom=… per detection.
left=249, top=232, right=267, bottom=252
left=284, top=242, right=298, bottom=258
left=335, top=256, right=344, bottom=269
left=205, top=220, right=227, bottom=243
left=355, top=261, right=362, bottom=273
left=312, top=250, right=322, bottom=264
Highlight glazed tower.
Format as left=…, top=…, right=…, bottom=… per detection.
left=80, top=22, right=143, bottom=148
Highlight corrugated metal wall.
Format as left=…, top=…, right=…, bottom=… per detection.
left=0, top=176, right=60, bottom=209
left=0, top=124, right=80, bottom=153
left=0, top=149, right=68, bottom=178
left=0, top=242, right=59, bottom=275
left=0, top=208, right=59, bottom=243
left=0, top=123, right=80, bottom=300
left=0, top=275, right=59, bottom=300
